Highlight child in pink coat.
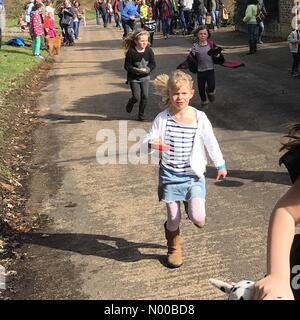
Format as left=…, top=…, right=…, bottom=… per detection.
left=30, top=3, right=44, bottom=58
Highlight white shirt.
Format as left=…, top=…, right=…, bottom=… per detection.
left=183, top=0, right=193, bottom=10
left=141, top=107, right=225, bottom=177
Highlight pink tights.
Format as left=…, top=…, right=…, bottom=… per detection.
left=166, top=198, right=206, bottom=232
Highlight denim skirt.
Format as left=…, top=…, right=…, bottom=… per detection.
left=158, top=165, right=206, bottom=202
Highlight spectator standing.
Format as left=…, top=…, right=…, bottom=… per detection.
left=30, top=3, right=44, bottom=58
left=73, top=1, right=84, bottom=39
left=243, top=0, right=258, bottom=55
left=94, top=0, right=100, bottom=24
left=256, top=0, right=267, bottom=44
left=113, top=0, right=124, bottom=29
left=288, top=27, right=300, bottom=78
left=58, top=0, right=75, bottom=46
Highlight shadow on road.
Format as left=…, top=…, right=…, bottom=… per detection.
left=20, top=232, right=167, bottom=265
left=206, top=166, right=290, bottom=186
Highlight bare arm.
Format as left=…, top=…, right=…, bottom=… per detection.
left=253, top=177, right=300, bottom=299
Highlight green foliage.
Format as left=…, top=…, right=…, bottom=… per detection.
left=0, top=42, right=46, bottom=95
left=0, top=165, right=12, bottom=179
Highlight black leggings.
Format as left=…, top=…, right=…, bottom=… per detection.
left=197, top=70, right=215, bottom=102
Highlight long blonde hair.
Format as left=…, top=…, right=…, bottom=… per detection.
left=280, top=123, right=300, bottom=152
left=123, top=29, right=150, bottom=52
left=154, top=70, right=194, bottom=107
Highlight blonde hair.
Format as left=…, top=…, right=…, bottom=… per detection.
left=154, top=70, right=194, bottom=107
left=123, top=29, right=150, bottom=52
left=280, top=123, right=300, bottom=152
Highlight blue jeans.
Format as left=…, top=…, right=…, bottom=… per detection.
left=105, top=14, right=112, bottom=25
left=96, top=10, right=100, bottom=25
left=183, top=9, right=191, bottom=27
left=194, top=14, right=204, bottom=27
left=122, top=19, right=136, bottom=38
left=73, top=21, right=80, bottom=39
left=247, top=23, right=257, bottom=42
left=63, top=25, right=74, bottom=44
left=179, top=10, right=186, bottom=29
left=257, top=21, right=264, bottom=38
left=114, top=12, right=121, bottom=28
left=161, top=16, right=171, bottom=37
left=101, top=13, right=107, bottom=26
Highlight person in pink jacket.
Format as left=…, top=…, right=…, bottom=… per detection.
left=30, top=3, right=44, bottom=58
left=44, top=13, right=56, bottom=38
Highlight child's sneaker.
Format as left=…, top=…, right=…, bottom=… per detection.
left=34, top=54, right=44, bottom=59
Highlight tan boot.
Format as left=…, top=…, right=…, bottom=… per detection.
left=164, top=222, right=183, bottom=268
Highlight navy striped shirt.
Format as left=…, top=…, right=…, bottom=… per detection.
left=162, top=114, right=198, bottom=175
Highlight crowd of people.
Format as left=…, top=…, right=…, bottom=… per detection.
left=19, top=0, right=85, bottom=58
left=94, top=0, right=229, bottom=40
left=1, top=0, right=300, bottom=301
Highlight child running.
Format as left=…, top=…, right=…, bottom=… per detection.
left=191, top=25, right=222, bottom=108
left=288, top=27, right=300, bottom=78
left=124, top=29, right=156, bottom=121
left=142, top=70, right=227, bottom=268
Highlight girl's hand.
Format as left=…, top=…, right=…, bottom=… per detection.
left=216, top=169, right=227, bottom=181
left=252, top=274, right=294, bottom=300
left=133, top=67, right=146, bottom=74
left=148, top=139, right=170, bottom=153
left=136, top=68, right=147, bottom=73
left=148, top=139, right=160, bottom=151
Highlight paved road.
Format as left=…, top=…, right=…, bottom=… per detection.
left=10, top=23, right=300, bottom=299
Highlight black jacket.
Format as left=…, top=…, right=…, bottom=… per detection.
left=124, top=46, right=156, bottom=81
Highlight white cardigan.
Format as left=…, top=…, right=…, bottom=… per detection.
left=141, top=107, right=225, bottom=177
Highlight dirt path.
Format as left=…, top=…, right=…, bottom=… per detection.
left=9, top=23, right=300, bottom=299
